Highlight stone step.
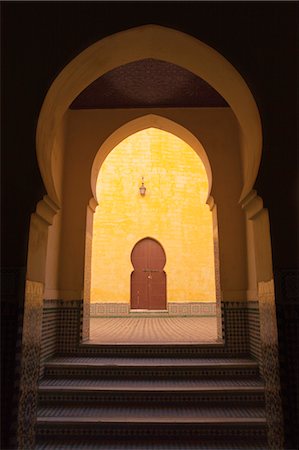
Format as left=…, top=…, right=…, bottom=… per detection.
left=39, top=377, right=264, bottom=388
left=38, top=378, right=265, bottom=405
left=76, top=343, right=229, bottom=358
left=35, top=437, right=268, bottom=449
left=44, top=356, right=260, bottom=379
left=37, top=354, right=266, bottom=447
left=37, top=404, right=266, bottom=419
left=37, top=411, right=267, bottom=439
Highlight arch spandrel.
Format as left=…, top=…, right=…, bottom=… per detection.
left=36, top=24, right=262, bottom=206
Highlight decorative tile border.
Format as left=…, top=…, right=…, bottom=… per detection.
left=168, top=302, right=216, bottom=316
left=90, top=302, right=217, bottom=317
left=90, top=302, right=129, bottom=316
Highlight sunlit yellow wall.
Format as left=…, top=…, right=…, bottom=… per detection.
left=91, top=128, right=216, bottom=303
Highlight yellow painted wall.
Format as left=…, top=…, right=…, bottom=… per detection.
left=91, top=128, right=216, bottom=303
left=52, top=108, right=246, bottom=302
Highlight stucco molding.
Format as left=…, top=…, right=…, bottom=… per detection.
left=35, top=195, right=59, bottom=226
left=241, top=189, right=264, bottom=219
left=88, top=197, right=98, bottom=212
left=206, top=195, right=215, bottom=211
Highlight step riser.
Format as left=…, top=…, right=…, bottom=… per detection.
left=44, top=367, right=260, bottom=379
left=36, top=439, right=269, bottom=450
left=39, top=392, right=265, bottom=405
left=73, top=348, right=242, bottom=358
left=37, top=423, right=267, bottom=439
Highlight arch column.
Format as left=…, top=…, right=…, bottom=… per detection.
left=207, top=196, right=223, bottom=341
left=17, top=196, right=58, bottom=449
left=83, top=198, right=98, bottom=341
left=242, top=190, right=284, bottom=449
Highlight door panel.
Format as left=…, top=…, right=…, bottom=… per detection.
left=147, top=271, right=167, bottom=310
left=131, top=238, right=166, bottom=310
left=131, top=271, right=148, bottom=309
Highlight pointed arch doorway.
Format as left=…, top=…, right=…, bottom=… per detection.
left=131, top=238, right=167, bottom=310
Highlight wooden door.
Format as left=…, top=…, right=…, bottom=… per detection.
left=131, top=238, right=166, bottom=310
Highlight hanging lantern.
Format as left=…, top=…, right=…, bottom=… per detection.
left=139, top=177, right=146, bottom=196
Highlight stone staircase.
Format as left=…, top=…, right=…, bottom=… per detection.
left=35, top=345, right=268, bottom=449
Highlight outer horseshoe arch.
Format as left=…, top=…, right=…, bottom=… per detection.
left=36, top=24, right=262, bottom=207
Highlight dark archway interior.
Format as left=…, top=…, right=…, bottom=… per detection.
left=70, top=59, right=229, bottom=109
left=2, top=3, right=297, bottom=450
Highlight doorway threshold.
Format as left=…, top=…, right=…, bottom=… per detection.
left=129, top=309, right=169, bottom=317
left=130, top=309, right=168, bottom=313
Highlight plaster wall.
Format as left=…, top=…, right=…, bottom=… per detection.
left=44, top=210, right=62, bottom=299
left=51, top=114, right=67, bottom=202
left=56, top=107, right=246, bottom=301
left=91, top=128, right=215, bottom=303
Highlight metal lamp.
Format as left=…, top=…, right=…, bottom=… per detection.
left=139, top=177, right=146, bottom=196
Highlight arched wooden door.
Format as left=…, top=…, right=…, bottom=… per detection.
left=131, top=238, right=166, bottom=310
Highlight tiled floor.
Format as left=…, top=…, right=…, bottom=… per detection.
left=89, top=317, right=219, bottom=344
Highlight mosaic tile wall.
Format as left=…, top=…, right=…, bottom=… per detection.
left=40, top=301, right=79, bottom=359
left=82, top=233, right=92, bottom=342
left=90, top=302, right=217, bottom=317
left=223, top=301, right=262, bottom=360
left=247, top=301, right=262, bottom=361
left=39, top=301, right=61, bottom=377
left=39, top=300, right=82, bottom=377
left=42, top=300, right=254, bottom=357
left=17, top=280, right=44, bottom=450
left=57, top=300, right=82, bottom=353
left=221, top=302, right=249, bottom=355
left=223, top=301, right=262, bottom=361
left=258, top=280, right=284, bottom=450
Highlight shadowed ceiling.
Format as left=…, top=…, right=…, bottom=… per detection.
left=70, top=58, right=228, bottom=109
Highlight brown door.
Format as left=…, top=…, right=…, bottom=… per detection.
left=131, top=238, right=166, bottom=310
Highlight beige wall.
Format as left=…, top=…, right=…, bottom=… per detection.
left=47, top=107, right=247, bottom=301
left=44, top=210, right=62, bottom=298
